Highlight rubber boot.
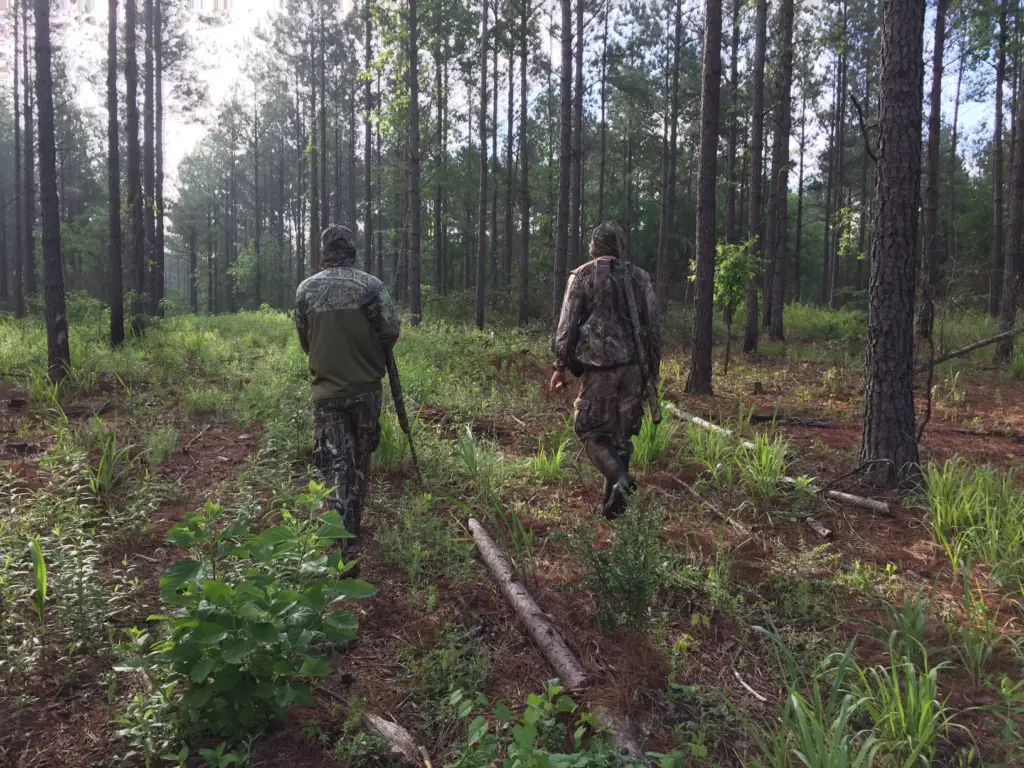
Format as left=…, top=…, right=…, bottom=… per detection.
left=585, top=441, right=635, bottom=519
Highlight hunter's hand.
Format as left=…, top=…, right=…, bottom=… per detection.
left=550, top=370, right=566, bottom=393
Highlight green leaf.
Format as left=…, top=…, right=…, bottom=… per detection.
left=288, top=683, right=315, bottom=707
left=159, top=559, right=202, bottom=593
left=257, top=525, right=298, bottom=546
left=190, top=658, right=216, bottom=683
left=493, top=702, right=513, bottom=723
left=317, top=510, right=356, bottom=539
left=220, top=638, right=247, bottom=664
left=248, top=622, right=280, bottom=644
left=298, top=655, right=332, bottom=677
left=202, top=579, right=234, bottom=607
left=333, top=579, right=377, bottom=599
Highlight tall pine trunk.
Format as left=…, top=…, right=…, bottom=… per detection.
left=518, top=1, right=530, bottom=326
left=154, top=0, right=164, bottom=316
left=23, top=0, right=35, bottom=299
left=723, top=0, right=740, bottom=245
left=126, top=0, right=145, bottom=335
left=657, top=0, right=682, bottom=307
left=991, top=0, right=1008, bottom=317
left=144, top=0, right=155, bottom=316
left=569, top=0, right=584, bottom=270
left=434, top=38, right=445, bottom=296
left=504, top=61, right=514, bottom=289
left=685, top=0, right=722, bottom=395
left=553, top=0, right=571, bottom=320
left=319, top=12, right=328, bottom=233
left=108, top=0, right=123, bottom=346
left=821, top=67, right=837, bottom=305
left=829, top=25, right=848, bottom=310
left=767, top=0, right=794, bottom=340
left=475, top=0, right=488, bottom=329
left=597, top=4, right=608, bottom=222
left=408, top=0, right=421, bottom=324
left=795, top=95, right=806, bottom=301
left=490, top=46, right=499, bottom=288
left=364, top=3, right=373, bottom=274
left=862, top=0, right=925, bottom=488
left=309, top=37, right=320, bottom=267
left=743, top=0, right=767, bottom=353
left=996, top=60, right=1024, bottom=362
left=34, top=0, right=70, bottom=379
left=917, top=0, right=946, bottom=340
left=12, top=0, right=23, bottom=319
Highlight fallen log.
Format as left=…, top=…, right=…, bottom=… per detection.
left=914, top=326, right=1024, bottom=375
left=669, top=406, right=890, bottom=516
left=468, top=518, right=644, bottom=761
left=314, top=685, right=431, bottom=767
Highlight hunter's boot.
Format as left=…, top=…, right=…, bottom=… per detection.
left=585, top=441, right=635, bottom=519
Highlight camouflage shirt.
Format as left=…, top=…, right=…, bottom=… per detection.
left=295, top=254, right=401, bottom=401
left=553, top=256, right=660, bottom=377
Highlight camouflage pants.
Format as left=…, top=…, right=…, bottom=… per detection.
left=573, top=365, right=645, bottom=455
left=312, top=388, right=382, bottom=538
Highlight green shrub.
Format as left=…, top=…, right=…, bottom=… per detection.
left=137, top=483, right=375, bottom=741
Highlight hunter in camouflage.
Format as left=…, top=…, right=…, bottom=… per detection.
left=295, top=225, right=401, bottom=557
left=551, top=222, right=661, bottom=518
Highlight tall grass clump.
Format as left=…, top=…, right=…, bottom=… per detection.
left=735, top=431, right=790, bottom=506
left=530, top=438, right=569, bottom=483
left=923, top=459, right=1024, bottom=585
left=632, top=411, right=679, bottom=471
left=686, top=421, right=735, bottom=489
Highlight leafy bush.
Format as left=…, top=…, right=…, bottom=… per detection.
left=134, top=483, right=375, bottom=742
left=570, top=503, right=664, bottom=631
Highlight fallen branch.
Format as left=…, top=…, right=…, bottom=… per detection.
left=675, top=477, right=752, bottom=537
left=748, top=414, right=833, bottom=428
left=313, top=684, right=430, bottom=767
left=183, top=424, right=211, bottom=453
left=468, top=518, right=644, bottom=761
left=670, top=406, right=890, bottom=515
left=805, top=517, right=833, bottom=539
left=731, top=667, right=768, bottom=702
left=914, top=326, right=1024, bottom=375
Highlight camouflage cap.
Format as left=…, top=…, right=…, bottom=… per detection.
left=591, top=221, right=626, bottom=258
left=321, top=225, right=356, bottom=252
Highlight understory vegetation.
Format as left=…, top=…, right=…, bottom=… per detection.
left=2, top=299, right=1024, bottom=766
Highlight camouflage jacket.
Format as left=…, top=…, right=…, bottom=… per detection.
left=295, top=257, right=401, bottom=401
left=553, top=256, right=660, bottom=377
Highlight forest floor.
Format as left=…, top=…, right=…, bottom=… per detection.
left=2, top=300, right=1023, bottom=767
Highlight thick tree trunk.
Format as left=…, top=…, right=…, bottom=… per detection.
left=569, top=0, right=584, bottom=271
left=34, top=0, right=70, bottom=380
left=917, top=0, right=946, bottom=340
left=724, top=0, right=740, bottom=245
left=795, top=95, right=806, bottom=302
left=408, top=0, right=421, bottom=324
left=996, top=64, right=1024, bottom=362
left=364, top=4, right=374, bottom=274
left=553, top=0, right=571, bottom=320
left=743, top=0, right=767, bottom=354
left=319, top=12, right=328, bottom=233
left=476, top=0, right=488, bottom=329
left=126, top=0, right=145, bottom=335
left=685, top=0, right=722, bottom=395
left=991, top=0, right=1008, bottom=318
left=13, top=0, right=23, bottom=319
left=144, top=0, right=155, bottom=316
left=862, top=0, right=925, bottom=489
left=108, top=0, right=123, bottom=346
left=657, top=0, right=682, bottom=308
left=23, top=0, right=35, bottom=299
left=767, top=0, right=794, bottom=340
left=518, top=2, right=530, bottom=327
left=154, top=0, right=164, bottom=316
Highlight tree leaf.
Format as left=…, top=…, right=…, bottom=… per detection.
left=202, top=579, right=234, bottom=607
left=332, top=579, right=376, bottom=600
left=298, top=655, right=332, bottom=677
left=190, top=658, right=216, bottom=683
left=159, top=559, right=202, bottom=593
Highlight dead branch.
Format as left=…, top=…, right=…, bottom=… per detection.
left=850, top=93, right=878, bottom=163
left=805, top=518, right=833, bottom=539
left=914, top=326, right=1024, bottom=375
left=731, top=667, right=768, bottom=702
left=313, top=685, right=430, bottom=767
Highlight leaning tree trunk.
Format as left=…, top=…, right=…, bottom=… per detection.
left=862, top=0, right=925, bottom=489
left=552, top=0, right=572, bottom=320
left=34, top=0, right=70, bottom=380
left=743, top=0, right=767, bottom=353
left=475, top=0, right=488, bottom=329
left=995, top=60, right=1024, bottom=363
left=917, top=0, right=946, bottom=341
left=108, top=0, right=123, bottom=346
left=685, top=0, right=722, bottom=395
left=126, top=0, right=145, bottom=336
left=518, top=0, right=530, bottom=327
left=991, top=0, right=1008, bottom=318
left=408, top=0, right=422, bottom=324
left=767, top=0, right=794, bottom=340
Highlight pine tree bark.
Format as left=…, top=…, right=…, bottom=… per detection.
left=657, top=0, right=682, bottom=307
left=126, top=0, right=145, bottom=335
left=434, top=37, right=445, bottom=297
left=491, top=46, right=499, bottom=289
left=154, top=0, right=164, bottom=316
left=295, top=82, right=306, bottom=285
left=917, top=0, right=946, bottom=340
left=829, top=23, right=848, bottom=310
left=108, top=0, right=123, bottom=346
left=685, top=0, right=722, bottom=395
left=476, top=0, right=489, bottom=329
left=518, top=0, right=530, bottom=326
left=795, top=95, right=806, bottom=302
left=597, top=4, right=608, bottom=223
left=724, top=0, right=740, bottom=245
left=862, top=0, right=925, bottom=489
left=991, top=0, right=1008, bottom=318
left=767, top=0, right=794, bottom=340
left=144, top=0, right=155, bottom=316
left=12, top=0, right=23, bottom=319
left=309, top=36, right=320, bottom=267
left=252, top=102, right=262, bottom=307
left=504, top=61, right=514, bottom=290
left=569, top=0, right=584, bottom=271
left=996, top=58, right=1024, bottom=362
left=821, top=67, right=837, bottom=305
left=22, top=0, right=35, bottom=299
left=408, top=0, right=421, bottom=324
left=743, top=0, right=767, bottom=353
left=189, top=224, right=198, bottom=313
left=553, top=0, right=571, bottom=320
left=364, top=5, right=374, bottom=275
left=319, top=11, right=328, bottom=233
left=34, top=0, right=70, bottom=379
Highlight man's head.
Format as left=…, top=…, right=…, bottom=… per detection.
left=321, top=225, right=357, bottom=268
left=590, top=221, right=626, bottom=259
